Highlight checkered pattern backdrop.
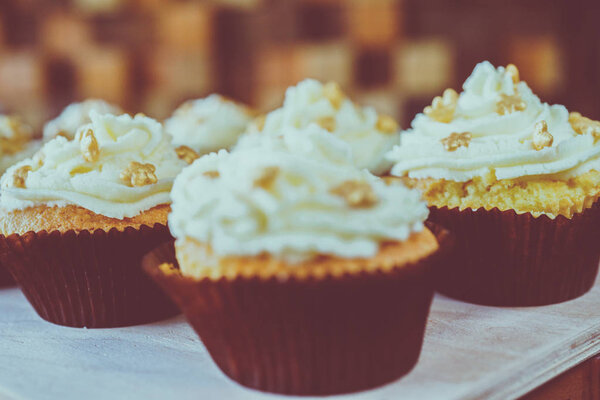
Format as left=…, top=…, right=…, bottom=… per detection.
left=0, top=0, right=598, bottom=131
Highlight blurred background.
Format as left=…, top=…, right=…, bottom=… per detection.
left=0, top=0, right=598, bottom=131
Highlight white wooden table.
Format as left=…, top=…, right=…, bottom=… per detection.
left=1, top=276, right=599, bottom=400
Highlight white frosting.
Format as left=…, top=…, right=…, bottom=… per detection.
left=43, top=99, right=123, bottom=140
left=236, top=79, right=400, bottom=175
left=169, top=127, right=428, bottom=262
left=165, top=95, right=253, bottom=155
left=1, top=112, right=186, bottom=219
left=388, top=61, right=600, bottom=181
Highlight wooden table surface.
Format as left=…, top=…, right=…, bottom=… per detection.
left=1, top=276, right=600, bottom=400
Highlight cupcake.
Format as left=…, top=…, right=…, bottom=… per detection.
left=0, top=111, right=186, bottom=327
left=143, top=128, right=446, bottom=395
left=43, top=99, right=122, bottom=141
left=236, top=79, right=400, bottom=175
left=387, top=61, right=600, bottom=306
left=165, top=94, right=254, bottom=161
left=0, top=115, right=42, bottom=286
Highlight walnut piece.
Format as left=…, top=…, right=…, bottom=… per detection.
left=330, top=180, right=378, bottom=208
left=12, top=165, right=32, bottom=188
left=505, top=63, right=520, bottom=84
left=376, top=115, right=398, bottom=133
left=569, top=112, right=600, bottom=140
left=424, top=89, right=458, bottom=123
left=79, top=129, right=99, bottom=162
left=176, top=145, right=199, bottom=164
left=203, top=170, right=220, bottom=179
left=253, top=166, right=279, bottom=189
left=496, top=93, right=526, bottom=115
left=120, top=161, right=157, bottom=187
left=532, top=120, right=553, bottom=150
left=317, top=116, right=336, bottom=132
left=441, top=132, right=472, bottom=152
left=323, top=82, right=345, bottom=109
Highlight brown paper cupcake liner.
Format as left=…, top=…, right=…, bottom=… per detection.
left=0, top=224, right=179, bottom=328
left=428, top=201, right=600, bottom=307
left=143, top=226, right=450, bottom=396
left=0, top=264, right=15, bottom=287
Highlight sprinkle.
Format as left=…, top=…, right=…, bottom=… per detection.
left=120, top=161, right=157, bottom=187
left=330, top=180, right=378, bottom=208
left=376, top=115, right=398, bottom=133
left=441, top=132, right=472, bottom=151
left=203, top=170, right=220, bottom=179
left=79, top=129, right=99, bottom=163
left=253, top=166, right=279, bottom=190
left=175, top=145, right=199, bottom=164
left=532, top=121, right=553, bottom=150
left=317, top=116, right=336, bottom=132
left=496, top=93, right=526, bottom=115
left=12, top=165, right=32, bottom=188
left=505, top=63, right=520, bottom=84
left=569, top=112, right=600, bottom=140
left=424, top=89, right=458, bottom=123
left=323, top=82, right=345, bottom=109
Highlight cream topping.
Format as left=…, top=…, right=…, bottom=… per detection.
left=165, top=95, right=254, bottom=155
left=236, top=79, right=400, bottom=175
left=1, top=112, right=185, bottom=219
left=43, top=99, right=123, bottom=140
left=169, top=127, right=428, bottom=263
left=388, top=61, right=600, bottom=181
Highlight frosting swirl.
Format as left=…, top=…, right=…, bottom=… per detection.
left=236, top=79, right=400, bottom=175
left=43, top=99, right=123, bottom=140
left=169, top=127, right=428, bottom=262
left=165, top=95, right=254, bottom=156
left=388, top=61, right=600, bottom=181
left=1, top=112, right=185, bottom=219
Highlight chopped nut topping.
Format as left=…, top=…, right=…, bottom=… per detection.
left=496, top=93, right=526, bottom=115
left=569, top=112, right=600, bottom=140
left=253, top=166, right=279, bottom=189
left=424, top=89, right=458, bottom=123
left=505, top=63, right=520, bottom=84
left=253, top=115, right=266, bottom=132
left=12, top=165, right=32, bottom=188
left=203, top=170, right=220, bottom=179
left=376, top=115, right=398, bottom=133
left=317, top=116, right=336, bottom=132
left=323, top=82, right=345, bottom=109
left=175, top=145, right=199, bottom=164
left=330, top=180, right=378, bottom=208
left=532, top=120, right=553, bottom=150
left=441, top=132, right=472, bottom=151
left=120, top=161, right=157, bottom=187
left=79, top=129, right=99, bottom=162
